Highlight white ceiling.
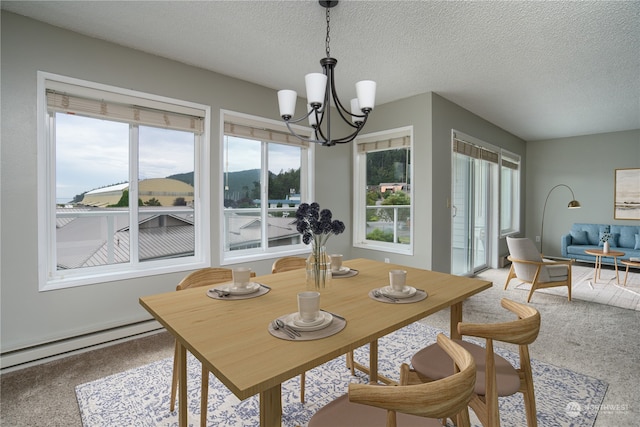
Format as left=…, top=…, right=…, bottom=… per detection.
left=3, top=0, right=640, bottom=141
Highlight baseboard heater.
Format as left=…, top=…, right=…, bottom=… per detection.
left=0, top=320, right=164, bottom=373
left=499, top=254, right=511, bottom=268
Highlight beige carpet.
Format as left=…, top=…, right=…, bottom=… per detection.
left=492, top=263, right=640, bottom=311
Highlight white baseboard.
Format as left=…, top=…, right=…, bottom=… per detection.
left=0, top=320, right=164, bottom=373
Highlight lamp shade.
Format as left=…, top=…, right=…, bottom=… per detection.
left=350, top=98, right=362, bottom=123
left=305, top=73, right=327, bottom=107
left=277, top=90, right=297, bottom=118
left=355, top=80, right=376, bottom=111
left=307, top=104, right=318, bottom=126
left=568, top=200, right=581, bottom=208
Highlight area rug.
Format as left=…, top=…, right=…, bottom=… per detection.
left=494, top=263, right=640, bottom=311
left=76, top=322, right=607, bottom=427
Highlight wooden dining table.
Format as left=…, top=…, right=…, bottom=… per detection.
left=139, top=258, right=492, bottom=427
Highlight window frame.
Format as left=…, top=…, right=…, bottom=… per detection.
left=219, top=110, right=315, bottom=265
left=352, top=126, right=414, bottom=255
left=37, top=71, right=211, bottom=291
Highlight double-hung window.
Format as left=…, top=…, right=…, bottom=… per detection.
left=37, top=72, right=210, bottom=290
left=500, top=150, right=521, bottom=236
left=221, top=111, right=313, bottom=263
left=353, top=127, right=413, bottom=255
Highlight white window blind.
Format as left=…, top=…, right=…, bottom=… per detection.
left=46, top=89, right=205, bottom=134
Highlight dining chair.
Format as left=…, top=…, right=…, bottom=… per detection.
left=407, top=298, right=541, bottom=427
left=308, top=334, right=476, bottom=427
left=271, top=256, right=307, bottom=273
left=170, top=267, right=255, bottom=426
left=504, top=236, right=573, bottom=302
left=271, top=256, right=311, bottom=403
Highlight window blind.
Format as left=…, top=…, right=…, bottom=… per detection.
left=46, top=89, right=205, bottom=134
left=452, top=137, right=499, bottom=164
left=224, top=122, right=309, bottom=148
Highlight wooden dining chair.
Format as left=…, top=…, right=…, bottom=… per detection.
left=170, top=267, right=255, bottom=426
left=406, top=298, right=541, bottom=427
left=271, top=256, right=311, bottom=403
left=308, top=334, right=476, bottom=427
left=271, top=256, right=307, bottom=273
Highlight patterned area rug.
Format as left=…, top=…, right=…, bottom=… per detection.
left=76, top=322, right=607, bottom=427
left=502, top=264, right=640, bottom=311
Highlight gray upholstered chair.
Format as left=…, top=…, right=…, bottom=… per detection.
left=308, top=334, right=476, bottom=427
left=504, top=236, right=572, bottom=302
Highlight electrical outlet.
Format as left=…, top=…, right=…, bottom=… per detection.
left=535, top=236, right=541, bottom=242
left=384, top=258, right=390, bottom=263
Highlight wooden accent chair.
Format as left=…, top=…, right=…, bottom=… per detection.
left=504, top=236, right=573, bottom=302
left=308, top=334, right=476, bottom=427
left=271, top=256, right=307, bottom=273
left=406, top=298, right=541, bottom=427
left=170, top=267, right=255, bottom=426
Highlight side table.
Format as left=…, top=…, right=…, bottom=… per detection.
left=620, top=259, right=640, bottom=286
left=584, top=249, right=625, bottom=284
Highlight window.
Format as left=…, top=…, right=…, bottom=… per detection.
left=37, top=72, right=210, bottom=290
left=353, top=127, right=413, bottom=254
left=221, top=111, right=313, bottom=263
left=500, top=150, right=521, bottom=236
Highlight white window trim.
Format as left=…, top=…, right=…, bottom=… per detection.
left=219, top=110, right=315, bottom=265
left=37, top=71, right=211, bottom=291
left=500, top=149, right=521, bottom=237
left=352, top=126, right=414, bottom=255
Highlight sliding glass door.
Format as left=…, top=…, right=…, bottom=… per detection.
left=451, top=133, right=497, bottom=276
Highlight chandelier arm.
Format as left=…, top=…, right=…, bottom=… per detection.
left=283, top=119, right=327, bottom=145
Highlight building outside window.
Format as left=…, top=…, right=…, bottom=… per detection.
left=221, top=112, right=313, bottom=263
left=353, top=127, right=413, bottom=255
left=37, top=72, right=210, bottom=290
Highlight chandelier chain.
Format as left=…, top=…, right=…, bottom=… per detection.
left=325, top=7, right=331, bottom=58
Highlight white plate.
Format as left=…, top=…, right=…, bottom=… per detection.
left=381, top=285, right=417, bottom=298
left=218, top=282, right=260, bottom=295
left=285, top=311, right=333, bottom=331
left=331, top=266, right=351, bottom=275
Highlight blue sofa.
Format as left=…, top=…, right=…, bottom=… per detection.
left=561, top=223, right=640, bottom=264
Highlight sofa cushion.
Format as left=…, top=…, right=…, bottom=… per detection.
left=636, top=234, right=640, bottom=250
left=570, top=230, right=589, bottom=245
left=611, top=225, right=640, bottom=249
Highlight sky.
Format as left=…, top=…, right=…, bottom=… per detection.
left=55, top=114, right=301, bottom=203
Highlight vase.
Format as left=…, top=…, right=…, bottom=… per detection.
left=306, top=245, right=332, bottom=290
left=603, top=241, right=610, bottom=253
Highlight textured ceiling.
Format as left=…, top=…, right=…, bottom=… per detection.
left=3, top=0, right=640, bottom=141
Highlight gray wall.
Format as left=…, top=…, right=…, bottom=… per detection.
left=430, top=94, right=527, bottom=271
left=526, top=130, right=640, bottom=256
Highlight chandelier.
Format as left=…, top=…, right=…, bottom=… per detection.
left=277, top=0, right=376, bottom=146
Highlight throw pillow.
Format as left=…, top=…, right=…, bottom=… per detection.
left=635, top=234, right=640, bottom=250
left=570, top=230, right=589, bottom=245
left=599, top=232, right=620, bottom=247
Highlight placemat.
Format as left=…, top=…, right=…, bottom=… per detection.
left=206, top=283, right=270, bottom=300
left=268, top=311, right=346, bottom=341
left=331, top=268, right=359, bottom=279
left=368, top=287, right=428, bottom=304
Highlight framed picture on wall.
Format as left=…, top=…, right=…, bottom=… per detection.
left=614, top=168, right=640, bottom=220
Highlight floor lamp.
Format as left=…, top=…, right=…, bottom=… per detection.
left=540, top=184, right=581, bottom=254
